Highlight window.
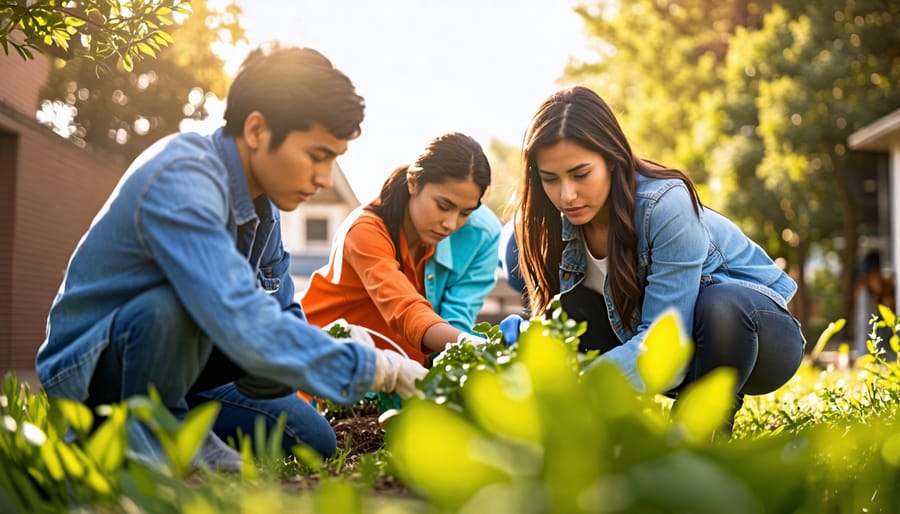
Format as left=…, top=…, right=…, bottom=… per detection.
left=305, top=217, right=329, bottom=242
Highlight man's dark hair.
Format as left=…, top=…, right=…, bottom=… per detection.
left=223, top=42, right=365, bottom=149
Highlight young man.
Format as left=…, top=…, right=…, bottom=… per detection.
left=35, top=43, right=425, bottom=470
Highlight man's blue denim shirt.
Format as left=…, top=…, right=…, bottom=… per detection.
left=36, top=128, right=376, bottom=403
left=560, top=173, right=802, bottom=390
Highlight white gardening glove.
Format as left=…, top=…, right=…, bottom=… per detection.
left=372, top=349, right=427, bottom=399
left=324, top=319, right=375, bottom=348
left=454, top=332, right=488, bottom=347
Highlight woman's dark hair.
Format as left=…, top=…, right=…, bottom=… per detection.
left=223, top=42, right=365, bottom=149
left=368, top=132, right=491, bottom=264
left=516, top=85, right=702, bottom=325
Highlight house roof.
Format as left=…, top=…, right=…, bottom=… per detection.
left=849, top=108, right=900, bottom=151
left=308, top=161, right=361, bottom=207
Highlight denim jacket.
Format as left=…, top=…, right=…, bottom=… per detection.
left=560, top=173, right=799, bottom=389
left=425, top=204, right=502, bottom=332
left=36, top=128, right=376, bottom=403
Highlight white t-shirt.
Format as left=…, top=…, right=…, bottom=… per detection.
left=582, top=237, right=608, bottom=294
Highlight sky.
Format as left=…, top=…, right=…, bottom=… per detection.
left=199, top=0, right=589, bottom=202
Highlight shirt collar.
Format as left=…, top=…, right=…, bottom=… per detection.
left=212, top=127, right=257, bottom=225
left=432, top=237, right=455, bottom=270
left=561, top=214, right=579, bottom=242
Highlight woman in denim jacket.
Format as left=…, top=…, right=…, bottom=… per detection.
left=505, top=85, right=805, bottom=429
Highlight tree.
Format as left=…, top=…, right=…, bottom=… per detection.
left=39, top=0, right=244, bottom=160
left=711, top=0, right=900, bottom=336
left=566, top=0, right=899, bottom=334
left=0, top=0, right=191, bottom=72
left=566, top=0, right=773, bottom=180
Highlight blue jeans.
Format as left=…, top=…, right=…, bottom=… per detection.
left=187, top=384, right=337, bottom=458
left=86, top=285, right=335, bottom=459
left=688, top=283, right=805, bottom=396
left=564, top=282, right=804, bottom=398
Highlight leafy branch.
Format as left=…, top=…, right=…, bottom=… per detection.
left=0, top=0, right=191, bottom=71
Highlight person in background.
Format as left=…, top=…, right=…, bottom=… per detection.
left=501, top=85, right=806, bottom=432
left=852, top=251, right=896, bottom=361
left=36, top=43, right=426, bottom=470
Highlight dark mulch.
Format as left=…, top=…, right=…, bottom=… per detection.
left=281, top=400, right=411, bottom=496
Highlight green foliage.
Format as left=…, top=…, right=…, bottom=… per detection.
left=0, top=374, right=228, bottom=512
left=39, top=0, right=244, bottom=160
left=0, top=0, right=190, bottom=71
left=386, top=307, right=900, bottom=513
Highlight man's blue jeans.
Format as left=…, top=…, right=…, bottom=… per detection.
left=86, top=285, right=335, bottom=459
left=187, top=384, right=337, bottom=458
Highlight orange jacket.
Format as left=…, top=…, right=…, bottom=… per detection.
left=300, top=209, right=444, bottom=365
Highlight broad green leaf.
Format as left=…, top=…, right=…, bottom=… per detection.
left=85, top=407, right=126, bottom=472
left=56, top=440, right=86, bottom=479
left=517, top=322, right=579, bottom=397
left=637, top=309, right=693, bottom=395
left=137, top=42, right=156, bottom=57
left=52, top=398, right=93, bottom=436
left=671, top=368, right=738, bottom=443
left=464, top=364, right=541, bottom=443
left=174, top=401, right=219, bottom=472
left=386, top=399, right=510, bottom=508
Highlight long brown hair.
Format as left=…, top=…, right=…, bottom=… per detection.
left=516, top=86, right=701, bottom=326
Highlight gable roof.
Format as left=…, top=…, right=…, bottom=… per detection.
left=309, top=161, right=361, bottom=207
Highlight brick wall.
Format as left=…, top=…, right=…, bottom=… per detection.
left=0, top=53, right=125, bottom=378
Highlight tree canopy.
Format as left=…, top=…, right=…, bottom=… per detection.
left=0, top=0, right=192, bottom=72
left=38, top=0, right=244, bottom=160
left=565, top=0, right=899, bottom=335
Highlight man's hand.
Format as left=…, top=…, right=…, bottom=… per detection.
left=372, top=349, right=427, bottom=399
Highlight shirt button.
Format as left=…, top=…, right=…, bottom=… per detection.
left=427, top=274, right=434, bottom=280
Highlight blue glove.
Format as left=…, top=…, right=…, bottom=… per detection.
left=499, top=314, right=526, bottom=345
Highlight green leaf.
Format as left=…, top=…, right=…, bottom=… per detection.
left=671, top=367, right=738, bottom=443
left=386, top=399, right=510, bottom=509
left=56, top=440, right=86, bottom=479
left=52, top=399, right=94, bottom=437
left=878, top=304, right=896, bottom=328
left=121, top=52, right=133, bottom=72
left=174, top=400, right=219, bottom=472
left=85, top=407, right=126, bottom=472
left=637, top=309, right=694, bottom=395
left=39, top=438, right=65, bottom=481
left=464, top=364, right=541, bottom=443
